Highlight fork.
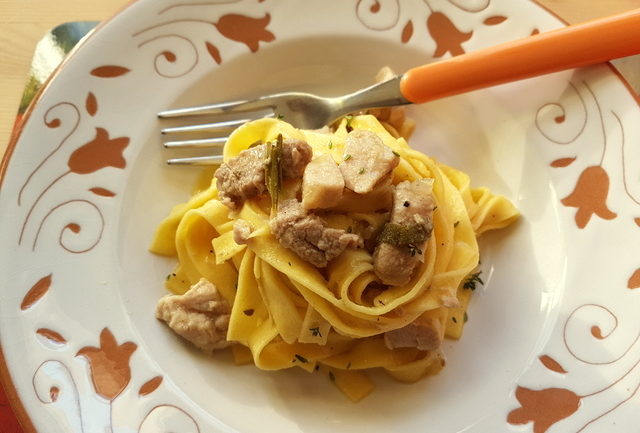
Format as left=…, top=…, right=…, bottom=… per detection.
left=159, top=8, right=640, bottom=165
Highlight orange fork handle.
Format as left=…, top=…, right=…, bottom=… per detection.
left=400, top=8, right=640, bottom=104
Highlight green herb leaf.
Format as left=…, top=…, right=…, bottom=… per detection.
left=463, top=271, right=484, bottom=291
left=345, top=115, right=354, bottom=131
left=408, top=244, right=423, bottom=256
left=358, top=167, right=365, bottom=175
left=295, top=354, right=308, bottom=363
left=392, top=150, right=400, bottom=157
left=265, top=134, right=284, bottom=213
left=452, top=316, right=458, bottom=323
left=328, top=141, right=333, bottom=149
left=310, top=327, right=322, bottom=337
left=343, top=154, right=352, bottom=161
left=377, top=223, right=431, bottom=247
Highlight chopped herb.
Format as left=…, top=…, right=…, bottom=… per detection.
left=248, top=139, right=263, bottom=149
left=346, top=362, right=352, bottom=369
left=345, top=115, right=354, bottom=131
left=347, top=226, right=353, bottom=233
left=378, top=299, right=385, bottom=306
left=463, top=271, right=484, bottom=291
left=295, top=354, right=308, bottom=363
left=276, top=114, right=285, bottom=119
left=172, top=273, right=176, bottom=276
left=452, top=316, right=458, bottom=323
left=377, top=223, right=431, bottom=247
left=166, top=274, right=171, bottom=280
left=328, top=141, right=333, bottom=149
left=329, top=371, right=336, bottom=382
left=408, top=244, right=423, bottom=257
left=403, top=201, right=410, bottom=207
left=358, top=167, right=365, bottom=175
left=464, top=312, right=469, bottom=323
left=288, top=262, right=292, bottom=266
left=392, top=150, right=400, bottom=157
left=310, top=327, right=322, bottom=337
left=454, top=221, right=460, bottom=228
left=243, top=309, right=255, bottom=316
left=343, top=154, right=352, bottom=161
left=433, top=206, right=438, bottom=211
left=265, top=134, right=284, bottom=213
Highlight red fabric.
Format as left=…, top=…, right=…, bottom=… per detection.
left=0, top=384, right=24, bottom=433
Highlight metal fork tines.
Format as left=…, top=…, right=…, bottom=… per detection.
left=160, top=111, right=273, bottom=165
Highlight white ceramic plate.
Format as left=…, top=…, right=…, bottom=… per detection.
left=2, top=1, right=640, bottom=432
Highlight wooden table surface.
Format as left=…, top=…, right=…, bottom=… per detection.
left=0, top=0, right=639, bottom=431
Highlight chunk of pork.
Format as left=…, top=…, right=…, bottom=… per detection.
left=373, top=179, right=434, bottom=286
left=339, top=130, right=399, bottom=194
left=215, top=139, right=312, bottom=209
left=270, top=199, right=363, bottom=268
left=156, top=278, right=232, bottom=353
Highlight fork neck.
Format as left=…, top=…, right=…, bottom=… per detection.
left=335, top=75, right=411, bottom=115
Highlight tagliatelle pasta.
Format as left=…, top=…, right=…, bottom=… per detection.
left=150, top=114, right=518, bottom=402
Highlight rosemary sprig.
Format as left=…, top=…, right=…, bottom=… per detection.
left=265, top=134, right=283, bottom=214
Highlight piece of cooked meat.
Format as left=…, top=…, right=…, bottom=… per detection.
left=390, top=179, right=434, bottom=226
left=302, top=154, right=344, bottom=210
left=339, top=129, right=399, bottom=194
left=156, top=278, right=232, bottom=353
left=214, top=139, right=312, bottom=209
left=281, top=138, right=313, bottom=178
left=233, top=219, right=253, bottom=245
left=330, top=174, right=393, bottom=213
left=384, top=315, right=443, bottom=351
left=269, top=199, right=363, bottom=268
left=373, top=179, right=435, bottom=286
